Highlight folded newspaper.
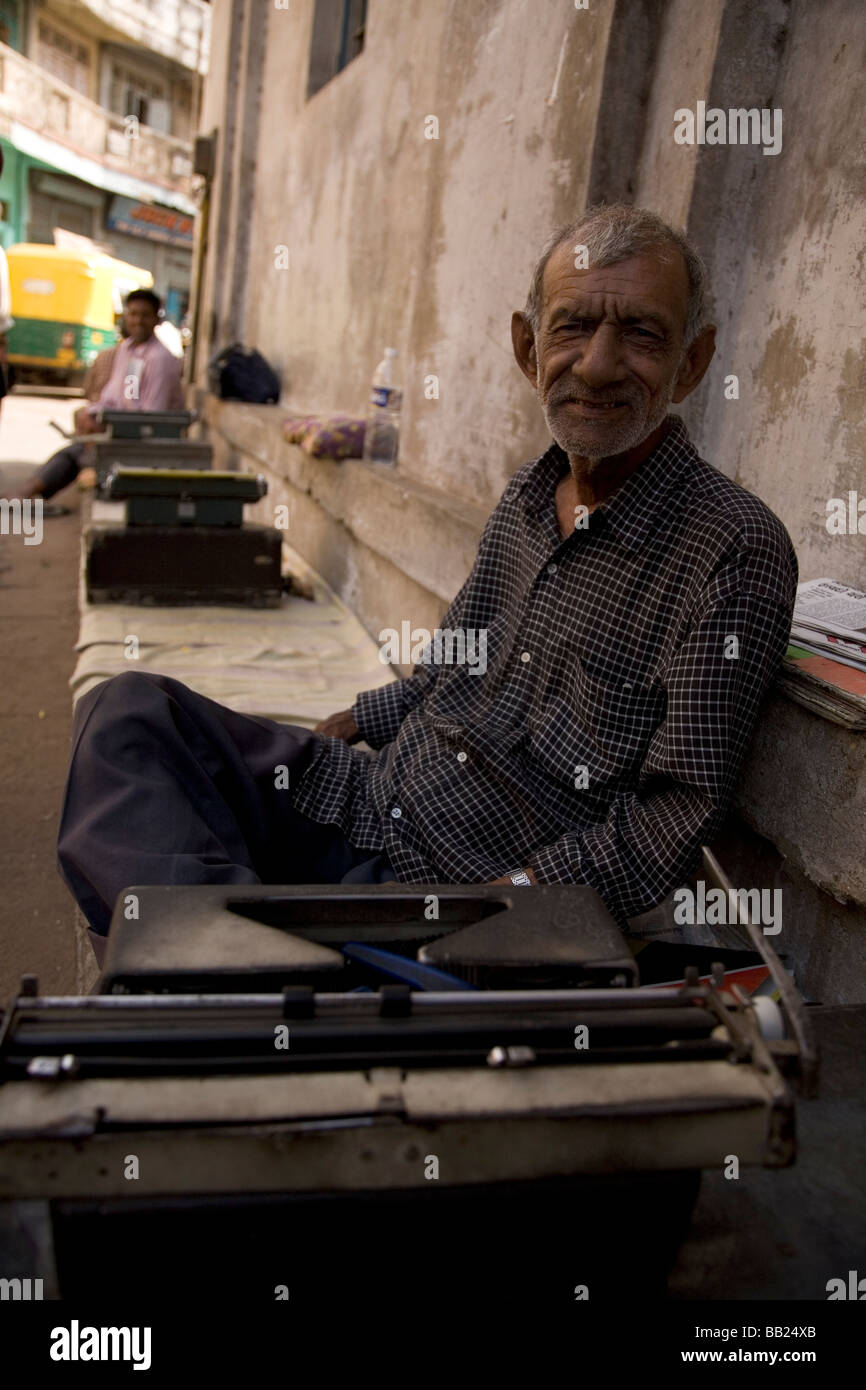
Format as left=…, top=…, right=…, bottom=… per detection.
left=778, top=578, right=866, bottom=728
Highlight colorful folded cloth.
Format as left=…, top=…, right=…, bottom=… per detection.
left=283, top=415, right=320, bottom=444
left=283, top=413, right=365, bottom=459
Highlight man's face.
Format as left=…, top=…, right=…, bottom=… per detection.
left=530, top=246, right=693, bottom=463
left=124, top=299, right=158, bottom=344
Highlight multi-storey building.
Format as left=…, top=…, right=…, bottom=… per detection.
left=0, top=0, right=210, bottom=321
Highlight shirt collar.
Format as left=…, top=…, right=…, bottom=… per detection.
left=511, top=414, right=698, bottom=552
left=121, top=334, right=157, bottom=354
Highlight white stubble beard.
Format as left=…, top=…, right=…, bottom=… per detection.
left=542, top=375, right=680, bottom=465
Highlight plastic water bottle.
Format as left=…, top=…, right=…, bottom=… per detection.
left=362, top=347, right=402, bottom=466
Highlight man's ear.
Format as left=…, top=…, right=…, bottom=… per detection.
left=671, top=324, right=716, bottom=403
left=511, top=311, right=538, bottom=389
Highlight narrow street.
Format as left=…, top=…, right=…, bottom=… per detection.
left=0, top=390, right=84, bottom=995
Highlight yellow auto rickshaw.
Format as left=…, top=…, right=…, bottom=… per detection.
left=5, top=244, right=153, bottom=386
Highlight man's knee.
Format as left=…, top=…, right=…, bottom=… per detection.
left=90, top=670, right=185, bottom=702
left=36, top=444, right=83, bottom=499
left=73, top=670, right=182, bottom=732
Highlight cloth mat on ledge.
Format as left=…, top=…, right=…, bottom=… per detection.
left=71, top=535, right=394, bottom=725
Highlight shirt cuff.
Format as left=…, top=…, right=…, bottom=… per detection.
left=526, top=837, right=586, bottom=886
left=352, top=681, right=406, bottom=749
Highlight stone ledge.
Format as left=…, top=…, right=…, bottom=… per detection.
left=201, top=397, right=488, bottom=605
left=736, top=693, right=866, bottom=907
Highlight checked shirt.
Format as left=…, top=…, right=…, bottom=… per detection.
left=291, top=415, right=798, bottom=921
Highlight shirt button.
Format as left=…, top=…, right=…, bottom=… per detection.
left=456, top=751, right=468, bottom=762
left=520, top=651, right=531, bottom=663
left=390, top=807, right=402, bottom=819
left=546, top=563, right=557, bottom=575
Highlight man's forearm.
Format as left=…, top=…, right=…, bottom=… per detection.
left=352, top=678, right=421, bottom=749
left=525, top=783, right=719, bottom=920
left=353, top=650, right=448, bottom=748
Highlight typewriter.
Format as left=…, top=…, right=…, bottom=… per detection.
left=85, top=468, right=282, bottom=607
left=92, top=409, right=211, bottom=492
left=0, top=860, right=815, bottom=1304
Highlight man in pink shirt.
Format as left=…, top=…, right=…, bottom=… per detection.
left=84, top=294, right=184, bottom=418
left=15, top=289, right=184, bottom=504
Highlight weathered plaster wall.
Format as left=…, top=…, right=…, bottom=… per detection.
left=633, top=0, right=726, bottom=225
left=197, top=0, right=864, bottom=600
left=679, top=0, right=866, bottom=590
left=208, top=0, right=614, bottom=510
left=193, top=0, right=244, bottom=376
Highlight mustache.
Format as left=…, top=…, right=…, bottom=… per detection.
left=547, top=386, right=642, bottom=407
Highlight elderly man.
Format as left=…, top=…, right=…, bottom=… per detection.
left=16, top=288, right=183, bottom=504
left=57, top=204, right=797, bottom=946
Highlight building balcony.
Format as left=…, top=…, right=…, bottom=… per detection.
left=50, top=0, right=210, bottom=75
left=0, top=41, right=195, bottom=208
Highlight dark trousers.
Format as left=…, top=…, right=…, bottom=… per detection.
left=58, top=671, right=394, bottom=936
left=35, top=441, right=86, bottom=499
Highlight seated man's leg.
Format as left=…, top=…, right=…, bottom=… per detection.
left=58, top=671, right=369, bottom=936
left=23, top=442, right=85, bottom=500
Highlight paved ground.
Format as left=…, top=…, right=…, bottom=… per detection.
left=670, top=1003, right=866, bottom=1298
left=0, top=390, right=83, bottom=996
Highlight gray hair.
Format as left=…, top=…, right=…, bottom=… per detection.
left=522, top=203, right=709, bottom=348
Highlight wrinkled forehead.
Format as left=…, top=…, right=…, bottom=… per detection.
left=541, top=243, right=690, bottom=330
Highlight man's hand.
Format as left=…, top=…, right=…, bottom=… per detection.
left=73, top=404, right=99, bottom=434
left=72, top=406, right=103, bottom=435
left=487, top=868, right=537, bottom=886
left=314, top=708, right=362, bottom=743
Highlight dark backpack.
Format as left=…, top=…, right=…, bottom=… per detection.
left=208, top=343, right=281, bottom=403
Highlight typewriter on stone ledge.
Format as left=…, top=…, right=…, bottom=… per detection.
left=85, top=467, right=282, bottom=606
left=0, top=860, right=816, bottom=1303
